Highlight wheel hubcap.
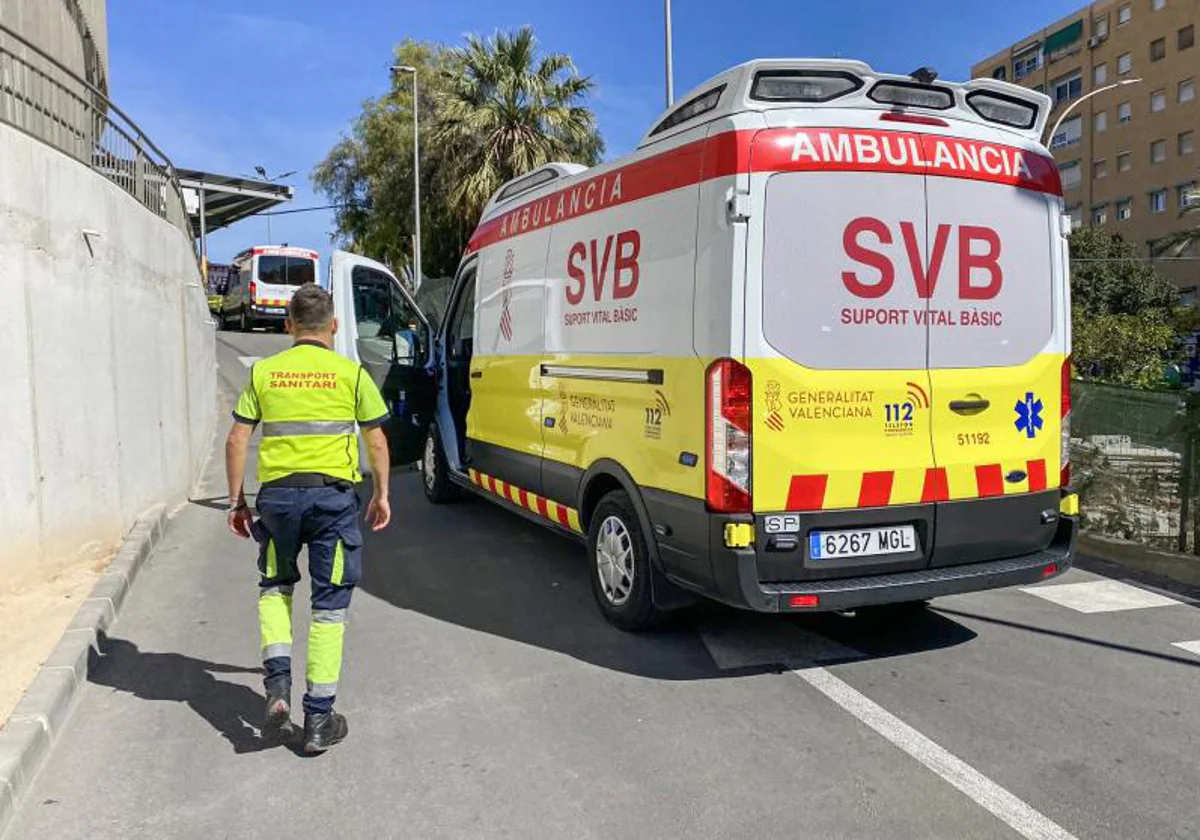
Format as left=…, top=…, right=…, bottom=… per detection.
left=595, top=516, right=634, bottom=606
left=423, top=433, right=437, bottom=490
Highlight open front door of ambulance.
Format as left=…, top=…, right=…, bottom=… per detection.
left=919, top=147, right=1066, bottom=566
left=329, top=250, right=435, bottom=466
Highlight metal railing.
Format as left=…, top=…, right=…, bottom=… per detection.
left=0, top=21, right=190, bottom=235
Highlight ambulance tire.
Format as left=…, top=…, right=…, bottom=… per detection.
left=421, top=424, right=459, bottom=504
left=588, top=491, right=663, bottom=632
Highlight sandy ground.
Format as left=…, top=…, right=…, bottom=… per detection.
left=0, top=558, right=108, bottom=725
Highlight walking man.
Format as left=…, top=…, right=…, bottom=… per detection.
left=225, top=283, right=391, bottom=753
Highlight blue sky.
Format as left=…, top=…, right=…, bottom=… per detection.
left=109, top=0, right=1083, bottom=265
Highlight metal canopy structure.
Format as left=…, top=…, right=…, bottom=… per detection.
left=177, top=169, right=294, bottom=240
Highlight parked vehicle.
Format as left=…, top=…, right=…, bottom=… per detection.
left=206, top=263, right=232, bottom=316
left=220, top=245, right=320, bottom=332
left=332, top=59, right=1079, bottom=630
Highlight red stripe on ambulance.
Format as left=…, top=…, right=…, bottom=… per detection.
left=857, top=471, right=895, bottom=508
left=921, top=467, right=950, bottom=503
left=1027, top=459, right=1048, bottom=492
left=465, top=128, right=1057, bottom=253
left=469, top=470, right=583, bottom=533
left=751, top=128, right=1061, bottom=195
left=975, top=464, right=1005, bottom=498
left=786, top=475, right=829, bottom=511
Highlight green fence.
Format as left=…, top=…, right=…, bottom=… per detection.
left=1071, top=381, right=1200, bottom=552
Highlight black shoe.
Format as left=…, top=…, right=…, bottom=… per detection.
left=263, top=688, right=292, bottom=741
left=303, top=710, right=348, bottom=754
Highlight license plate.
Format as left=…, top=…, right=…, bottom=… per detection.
left=809, top=526, right=916, bottom=560
left=265, top=307, right=286, bottom=314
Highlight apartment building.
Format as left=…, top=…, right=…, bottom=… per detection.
left=972, top=0, right=1199, bottom=291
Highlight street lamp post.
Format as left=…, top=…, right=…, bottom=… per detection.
left=253, top=166, right=296, bottom=244
left=1045, top=78, right=1142, bottom=147
left=391, top=64, right=422, bottom=287
left=664, top=0, right=674, bottom=107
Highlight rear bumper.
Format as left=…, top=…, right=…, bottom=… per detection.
left=707, top=515, right=1076, bottom=613
left=249, top=305, right=287, bottom=321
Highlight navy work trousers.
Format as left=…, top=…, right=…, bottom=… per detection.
left=251, top=484, right=363, bottom=715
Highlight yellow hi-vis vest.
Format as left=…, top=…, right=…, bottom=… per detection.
left=233, top=340, right=389, bottom=484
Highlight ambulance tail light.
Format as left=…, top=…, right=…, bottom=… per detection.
left=706, top=359, right=753, bottom=513
left=750, top=70, right=864, bottom=103
left=868, top=80, right=955, bottom=111
left=249, top=280, right=258, bottom=303
left=1060, top=357, right=1072, bottom=487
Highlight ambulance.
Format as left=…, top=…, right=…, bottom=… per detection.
left=221, top=245, right=321, bottom=332
left=331, top=60, right=1078, bottom=630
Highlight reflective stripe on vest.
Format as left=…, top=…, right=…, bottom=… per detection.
left=261, top=420, right=357, bottom=437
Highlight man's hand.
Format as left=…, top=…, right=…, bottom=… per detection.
left=361, top=425, right=391, bottom=531
left=227, top=505, right=254, bottom=538
left=366, top=495, right=391, bottom=531
left=225, top=421, right=254, bottom=538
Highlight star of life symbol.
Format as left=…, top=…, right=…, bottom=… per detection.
left=1014, top=391, right=1044, bottom=439
left=764, top=380, right=784, bottom=432
left=500, top=249, right=515, bottom=342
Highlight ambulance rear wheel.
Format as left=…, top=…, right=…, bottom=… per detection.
left=588, top=491, right=662, bottom=632
left=421, top=424, right=458, bottom=504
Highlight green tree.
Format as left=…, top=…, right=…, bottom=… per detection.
left=431, top=27, right=603, bottom=224
left=1069, top=227, right=1190, bottom=387
left=313, top=30, right=604, bottom=279
left=313, top=40, right=461, bottom=278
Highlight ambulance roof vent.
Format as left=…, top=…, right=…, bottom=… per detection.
left=487, top=163, right=589, bottom=214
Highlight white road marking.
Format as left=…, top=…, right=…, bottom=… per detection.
left=1171, top=640, right=1200, bottom=657
left=238, top=356, right=263, bottom=369
left=1019, top=579, right=1181, bottom=613
left=697, top=621, right=1078, bottom=840
left=791, top=665, right=1078, bottom=840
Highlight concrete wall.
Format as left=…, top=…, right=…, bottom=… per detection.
left=0, top=123, right=214, bottom=589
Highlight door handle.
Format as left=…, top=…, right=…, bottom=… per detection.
left=470, top=371, right=483, bottom=380
left=949, top=399, right=990, bottom=414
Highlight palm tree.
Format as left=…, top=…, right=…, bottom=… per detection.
left=431, top=26, right=603, bottom=222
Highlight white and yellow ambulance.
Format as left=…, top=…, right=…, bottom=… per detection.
left=331, top=60, right=1078, bottom=630
left=222, top=245, right=321, bottom=332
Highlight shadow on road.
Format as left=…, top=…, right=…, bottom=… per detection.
left=358, top=474, right=978, bottom=680
left=88, top=636, right=283, bottom=754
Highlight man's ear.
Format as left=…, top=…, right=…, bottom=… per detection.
left=284, top=318, right=294, bottom=335
left=331, top=316, right=339, bottom=337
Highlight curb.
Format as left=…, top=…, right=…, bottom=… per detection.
left=0, top=504, right=168, bottom=837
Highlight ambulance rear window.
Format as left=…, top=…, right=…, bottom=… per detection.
left=649, top=84, right=726, bottom=136
left=750, top=70, right=863, bottom=103
left=965, top=91, right=1039, bottom=130
left=761, top=169, right=1057, bottom=371
left=868, top=80, right=956, bottom=111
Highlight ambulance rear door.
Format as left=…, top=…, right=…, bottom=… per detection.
left=750, top=116, right=938, bottom=580
left=917, top=131, right=1067, bottom=566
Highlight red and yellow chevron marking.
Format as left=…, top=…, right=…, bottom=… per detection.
left=468, top=469, right=583, bottom=534
left=255, top=298, right=290, bottom=307
left=785, top=459, right=1051, bottom=511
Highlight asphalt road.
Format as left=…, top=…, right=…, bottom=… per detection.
left=6, top=330, right=1199, bottom=839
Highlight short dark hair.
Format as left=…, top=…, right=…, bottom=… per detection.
left=289, top=283, right=334, bottom=332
